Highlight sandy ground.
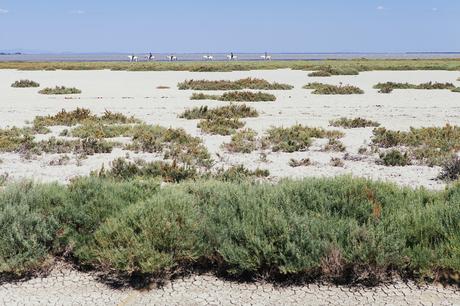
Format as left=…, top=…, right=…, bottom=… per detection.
left=1, top=262, right=459, bottom=306
left=0, top=68, right=459, bottom=189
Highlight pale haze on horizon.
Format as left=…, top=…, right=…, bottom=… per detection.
left=0, top=0, right=459, bottom=53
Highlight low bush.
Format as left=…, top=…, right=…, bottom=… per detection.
left=438, top=155, right=460, bottom=182
left=179, top=104, right=258, bottom=120
left=198, top=118, right=244, bottom=136
left=323, top=139, right=346, bottom=152
left=178, top=78, right=293, bottom=90
left=33, top=109, right=140, bottom=128
left=452, top=87, right=460, bottom=93
left=378, top=86, right=393, bottom=94
left=38, top=86, right=82, bottom=95
left=4, top=176, right=460, bottom=284
left=94, top=158, right=197, bottom=183
left=213, top=165, right=270, bottom=182
left=67, top=123, right=133, bottom=139
left=372, top=125, right=460, bottom=166
left=264, top=125, right=344, bottom=153
left=379, top=150, right=411, bottom=166
left=329, top=117, right=380, bottom=129
left=127, top=125, right=212, bottom=168
left=330, top=157, right=344, bottom=167
left=374, top=82, right=455, bottom=91
left=11, top=79, right=40, bottom=88
left=224, top=129, right=258, bottom=153
left=303, top=83, right=364, bottom=95
left=308, top=66, right=359, bottom=77
left=191, top=91, right=276, bottom=102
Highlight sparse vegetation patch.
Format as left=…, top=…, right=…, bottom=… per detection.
left=38, top=86, right=82, bottom=95
left=372, top=125, right=460, bottom=166
left=374, top=82, right=455, bottom=91
left=224, top=129, right=258, bottom=153
left=179, top=104, right=258, bottom=120
left=330, top=117, right=380, bottom=129
left=11, top=79, right=40, bottom=88
left=178, top=78, right=293, bottom=90
left=191, top=91, right=276, bottom=102
left=198, top=118, right=245, bottom=136
left=303, top=83, right=364, bottom=95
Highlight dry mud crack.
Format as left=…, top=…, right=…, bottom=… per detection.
left=1, top=264, right=459, bottom=305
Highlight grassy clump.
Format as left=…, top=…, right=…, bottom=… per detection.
left=374, top=82, right=456, bottom=91
left=372, top=125, right=460, bottom=166
left=323, top=139, right=346, bottom=152
left=303, top=83, right=364, bottom=95
left=94, top=158, right=197, bottom=183
left=127, top=125, right=212, bottom=168
left=379, top=150, right=411, bottom=166
left=33, top=108, right=140, bottom=128
left=11, top=79, right=40, bottom=88
left=198, top=118, right=244, bottom=136
left=38, top=86, right=82, bottom=95
left=213, top=165, right=270, bottom=182
left=6, top=176, right=460, bottom=283
left=330, top=117, right=380, bottom=129
left=179, top=104, right=258, bottom=120
left=224, top=129, right=258, bottom=153
left=191, top=91, right=276, bottom=102
left=264, top=125, right=344, bottom=153
left=308, top=66, right=359, bottom=77
left=452, top=87, right=460, bottom=93
left=178, top=78, right=293, bottom=90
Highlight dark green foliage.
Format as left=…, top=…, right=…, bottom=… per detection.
left=379, top=150, right=411, bottom=166
left=178, top=78, right=293, bottom=90
left=11, top=79, right=40, bottom=88
left=3, top=176, right=460, bottom=283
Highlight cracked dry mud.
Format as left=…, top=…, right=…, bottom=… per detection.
left=1, top=264, right=459, bottom=305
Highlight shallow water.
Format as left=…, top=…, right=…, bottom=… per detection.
left=1, top=52, right=460, bottom=62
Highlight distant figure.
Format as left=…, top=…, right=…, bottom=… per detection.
left=203, top=55, right=214, bottom=61
left=227, top=53, right=237, bottom=61
left=261, top=52, right=271, bottom=61
left=128, top=54, right=138, bottom=62
left=148, top=53, right=154, bottom=61
left=167, top=55, right=177, bottom=61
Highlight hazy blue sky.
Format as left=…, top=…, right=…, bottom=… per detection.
left=0, top=0, right=459, bottom=53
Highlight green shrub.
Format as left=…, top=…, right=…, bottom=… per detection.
left=323, top=139, right=346, bottom=152
left=378, top=86, right=394, bottom=94
left=11, top=79, right=40, bottom=88
left=33, top=109, right=139, bottom=127
left=127, top=125, right=212, bottom=168
left=191, top=91, right=276, bottom=102
left=94, top=158, right=197, bottom=183
left=308, top=71, right=332, bottom=77
left=374, top=82, right=455, bottom=90
left=179, top=104, right=258, bottom=120
left=452, top=87, right=460, bottom=93
left=178, top=78, right=293, bottom=90
left=224, top=129, right=258, bottom=153
left=213, top=165, right=270, bottom=182
left=0, top=182, right=67, bottom=275
left=308, top=66, right=359, bottom=77
left=303, top=83, right=364, bottom=95
left=379, top=150, right=411, bottom=166
left=38, top=86, right=82, bottom=95
left=67, top=123, right=133, bottom=139
left=372, top=125, right=460, bottom=166
left=198, top=118, right=244, bottom=135
left=264, top=125, right=344, bottom=153
left=330, top=117, right=380, bottom=129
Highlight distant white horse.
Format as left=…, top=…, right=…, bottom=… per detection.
left=166, top=55, right=178, bottom=61
left=203, top=55, right=214, bottom=61
left=261, top=55, right=272, bottom=61
left=146, top=54, right=155, bottom=61
left=128, top=55, right=139, bottom=62
left=226, top=54, right=238, bottom=61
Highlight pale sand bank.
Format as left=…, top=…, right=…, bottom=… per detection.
left=0, top=69, right=459, bottom=189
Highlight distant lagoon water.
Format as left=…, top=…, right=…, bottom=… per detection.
left=1, top=52, right=460, bottom=62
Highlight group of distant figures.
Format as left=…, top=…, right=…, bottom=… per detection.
left=127, top=52, right=272, bottom=62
